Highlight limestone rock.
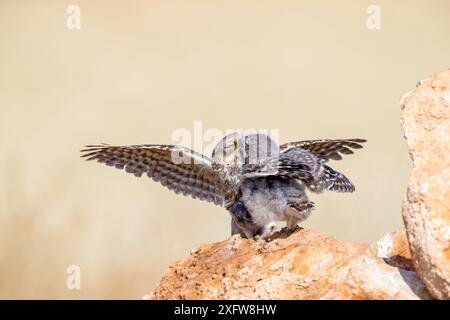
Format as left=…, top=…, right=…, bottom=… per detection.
left=400, top=69, right=450, bottom=300
left=148, top=229, right=431, bottom=300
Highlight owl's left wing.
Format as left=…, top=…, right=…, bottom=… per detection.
left=241, top=152, right=315, bottom=182
left=280, top=138, right=366, bottom=162
left=242, top=148, right=355, bottom=193
left=81, top=144, right=226, bottom=206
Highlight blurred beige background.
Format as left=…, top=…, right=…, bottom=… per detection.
left=0, top=0, right=449, bottom=299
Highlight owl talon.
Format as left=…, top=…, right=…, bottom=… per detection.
left=243, top=229, right=255, bottom=239
left=255, top=222, right=277, bottom=241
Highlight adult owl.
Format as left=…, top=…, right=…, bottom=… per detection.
left=81, top=133, right=366, bottom=240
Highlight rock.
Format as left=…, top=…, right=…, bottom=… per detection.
left=148, top=229, right=431, bottom=300
left=400, top=69, right=450, bottom=300
left=372, top=231, right=414, bottom=271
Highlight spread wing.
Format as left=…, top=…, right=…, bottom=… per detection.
left=81, top=144, right=226, bottom=206
left=280, top=139, right=366, bottom=162
left=241, top=153, right=315, bottom=182
left=242, top=148, right=356, bottom=193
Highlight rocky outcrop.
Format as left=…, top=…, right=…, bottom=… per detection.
left=400, top=69, right=450, bottom=300
left=148, top=229, right=431, bottom=300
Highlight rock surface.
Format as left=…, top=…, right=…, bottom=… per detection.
left=400, top=69, right=450, bottom=300
left=149, top=229, right=431, bottom=300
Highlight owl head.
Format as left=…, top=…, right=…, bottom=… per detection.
left=212, top=132, right=279, bottom=167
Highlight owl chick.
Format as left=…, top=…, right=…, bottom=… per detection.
left=81, top=133, right=366, bottom=240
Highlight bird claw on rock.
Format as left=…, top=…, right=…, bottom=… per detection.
left=254, top=223, right=277, bottom=241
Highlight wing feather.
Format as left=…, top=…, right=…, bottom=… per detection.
left=242, top=152, right=315, bottom=182
left=81, top=144, right=226, bottom=206
left=242, top=148, right=356, bottom=193
left=280, top=138, right=366, bottom=162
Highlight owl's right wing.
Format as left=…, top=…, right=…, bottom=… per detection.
left=81, top=144, right=226, bottom=206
